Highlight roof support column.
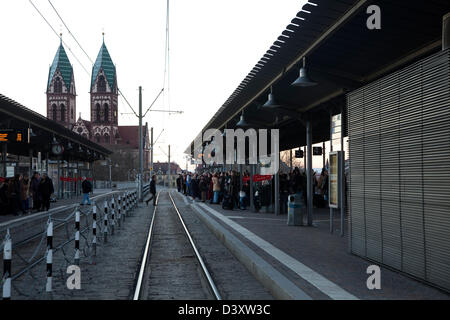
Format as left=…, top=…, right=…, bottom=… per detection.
left=329, top=111, right=334, bottom=234
left=274, top=154, right=280, bottom=216
left=57, top=159, right=61, bottom=199
left=1, top=144, right=6, bottom=178
left=443, top=12, right=450, bottom=50
left=306, top=119, right=313, bottom=226
left=29, top=148, right=33, bottom=181
left=340, top=105, right=345, bottom=237
left=250, top=164, right=255, bottom=212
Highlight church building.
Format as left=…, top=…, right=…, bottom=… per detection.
left=46, top=36, right=150, bottom=169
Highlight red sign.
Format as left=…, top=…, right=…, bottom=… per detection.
left=59, top=177, right=92, bottom=182
left=253, top=174, right=272, bottom=182
left=243, top=176, right=250, bottom=182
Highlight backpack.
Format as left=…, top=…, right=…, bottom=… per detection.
left=222, top=194, right=234, bottom=210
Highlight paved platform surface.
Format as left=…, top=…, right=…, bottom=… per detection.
left=0, top=188, right=124, bottom=224
left=184, top=192, right=450, bottom=300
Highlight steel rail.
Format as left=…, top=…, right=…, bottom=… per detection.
left=168, top=192, right=222, bottom=300
left=133, top=191, right=160, bottom=300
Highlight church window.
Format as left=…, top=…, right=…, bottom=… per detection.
left=60, top=104, right=65, bottom=122
left=71, top=108, right=74, bottom=120
left=104, top=133, right=110, bottom=143
left=104, top=103, right=109, bottom=123
left=52, top=104, right=57, bottom=121
left=55, top=77, right=62, bottom=94
left=98, top=75, right=106, bottom=93
left=95, top=134, right=101, bottom=143
left=96, top=104, right=101, bottom=123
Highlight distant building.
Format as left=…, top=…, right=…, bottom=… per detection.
left=46, top=36, right=150, bottom=171
left=154, top=162, right=182, bottom=188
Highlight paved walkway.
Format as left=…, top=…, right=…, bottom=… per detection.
left=0, top=188, right=125, bottom=224
left=184, top=193, right=450, bottom=300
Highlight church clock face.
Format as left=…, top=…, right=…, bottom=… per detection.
left=52, top=143, right=64, bottom=155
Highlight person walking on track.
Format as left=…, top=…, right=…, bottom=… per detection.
left=146, top=175, right=157, bottom=206
left=80, top=176, right=92, bottom=205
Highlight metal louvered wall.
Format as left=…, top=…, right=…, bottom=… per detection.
left=348, top=49, right=450, bottom=292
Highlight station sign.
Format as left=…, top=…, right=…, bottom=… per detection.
left=329, top=151, right=344, bottom=209
left=295, top=149, right=303, bottom=158
left=0, top=129, right=24, bottom=143
left=313, top=146, right=323, bottom=156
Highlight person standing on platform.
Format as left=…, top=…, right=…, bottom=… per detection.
left=199, top=176, right=207, bottom=202
left=39, top=173, right=54, bottom=212
left=186, top=173, right=192, bottom=197
left=80, top=177, right=92, bottom=206
left=212, top=173, right=220, bottom=204
left=146, top=175, right=157, bottom=206
left=31, top=172, right=41, bottom=212
left=8, top=174, right=21, bottom=216
left=20, top=174, right=30, bottom=215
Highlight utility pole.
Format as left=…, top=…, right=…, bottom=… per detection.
left=139, top=86, right=143, bottom=201
left=168, top=145, right=171, bottom=189
left=150, top=127, right=154, bottom=179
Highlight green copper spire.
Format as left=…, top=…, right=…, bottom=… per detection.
left=47, top=40, right=73, bottom=91
left=91, top=38, right=116, bottom=90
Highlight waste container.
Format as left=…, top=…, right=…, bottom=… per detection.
left=287, top=192, right=304, bottom=226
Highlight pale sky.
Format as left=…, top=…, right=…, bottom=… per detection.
left=0, top=0, right=310, bottom=169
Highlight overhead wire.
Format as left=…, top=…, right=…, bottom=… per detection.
left=31, top=0, right=138, bottom=117
left=28, top=0, right=91, bottom=76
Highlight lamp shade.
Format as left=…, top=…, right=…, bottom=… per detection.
left=262, top=92, right=282, bottom=109
left=291, top=67, right=317, bottom=87
left=236, top=114, right=250, bottom=129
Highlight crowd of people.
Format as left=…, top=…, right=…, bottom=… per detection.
left=176, top=171, right=250, bottom=210
left=174, top=167, right=330, bottom=213
left=0, top=172, right=54, bottom=216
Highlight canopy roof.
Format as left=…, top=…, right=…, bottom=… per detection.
left=0, top=94, right=112, bottom=161
left=187, top=0, right=450, bottom=154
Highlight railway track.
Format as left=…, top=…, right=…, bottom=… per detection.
left=133, top=190, right=221, bottom=300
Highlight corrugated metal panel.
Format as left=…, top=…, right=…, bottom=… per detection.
left=348, top=49, right=450, bottom=292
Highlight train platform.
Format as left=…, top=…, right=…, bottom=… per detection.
left=0, top=188, right=132, bottom=225
left=175, top=192, right=450, bottom=300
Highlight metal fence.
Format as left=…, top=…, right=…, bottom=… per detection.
left=0, top=188, right=142, bottom=299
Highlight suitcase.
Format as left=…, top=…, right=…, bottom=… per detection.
left=222, top=194, right=234, bottom=210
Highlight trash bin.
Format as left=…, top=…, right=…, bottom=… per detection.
left=287, top=192, right=304, bottom=226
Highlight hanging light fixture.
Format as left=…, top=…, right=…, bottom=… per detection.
left=291, top=57, right=317, bottom=87
left=262, top=86, right=282, bottom=109
left=236, top=111, right=250, bottom=129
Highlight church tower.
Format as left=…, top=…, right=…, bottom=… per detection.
left=46, top=37, right=76, bottom=128
left=90, top=36, right=119, bottom=145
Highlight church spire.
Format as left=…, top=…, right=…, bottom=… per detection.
left=91, top=37, right=117, bottom=92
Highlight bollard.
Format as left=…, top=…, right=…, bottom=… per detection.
left=104, top=200, right=108, bottom=243
left=117, top=195, right=122, bottom=227
left=111, top=198, right=115, bottom=235
left=126, top=192, right=130, bottom=216
left=123, top=193, right=127, bottom=220
left=46, top=219, right=53, bottom=293
left=74, top=210, right=80, bottom=265
left=3, top=229, right=12, bottom=300
left=92, top=204, right=97, bottom=256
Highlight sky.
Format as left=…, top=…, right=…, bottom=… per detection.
left=0, top=0, right=321, bottom=169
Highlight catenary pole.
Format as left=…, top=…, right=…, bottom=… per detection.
left=139, top=86, right=143, bottom=201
